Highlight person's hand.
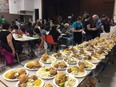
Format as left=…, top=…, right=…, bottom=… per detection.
left=79, top=29, right=83, bottom=32
left=103, top=31, right=106, bottom=33
left=12, top=50, right=15, bottom=56
left=92, top=28, right=96, bottom=31
left=82, top=30, right=86, bottom=34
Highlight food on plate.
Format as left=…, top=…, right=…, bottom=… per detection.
left=18, top=74, right=28, bottom=84
left=79, top=49, right=91, bottom=56
left=41, top=53, right=56, bottom=63
left=70, top=53, right=83, bottom=60
left=36, top=67, right=57, bottom=79
left=54, top=72, right=77, bottom=87
left=69, top=47, right=77, bottom=53
left=17, top=34, right=23, bottom=38
left=18, top=69, right=26, bottom=76
left=67, top=66, right=87, bottom=77
left=4, top=68, right=27, bottom=80
left=52, top=53, right=62, bottom=59
left=25, top=60, right=42, bottom=69
left=64, top=56, right=78, bottom=65
left=52, top=61, right=68, bottom=70
left=84, top=56, right=99, bottom=63
left=78, top=61, right=95, bottom=70
left=91, top=53, right=105, bottom=59
left=86, top=46, right=95, bottom=52
left=18, top=75, right=44, bottom=87
left=41, top=53, right=50, bottom=62
left=61, top=48, right=72, bottom=54
left=44, top=83, right=53, bottom=87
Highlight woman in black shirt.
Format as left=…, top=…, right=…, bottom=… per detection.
left=83, top=15, right=96, bottom=41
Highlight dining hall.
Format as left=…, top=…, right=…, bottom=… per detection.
left=0, top=0, right=116, bottom=87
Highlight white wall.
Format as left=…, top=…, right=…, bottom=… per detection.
left=24, top=0, right=34, bottom=11
left=9, top=0, right=17, bottom=14
left=9, top=0, right=42, bottom=22
left=114, top=0, right=116, bottom=22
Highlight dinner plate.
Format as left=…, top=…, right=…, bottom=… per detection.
left=3, top=68, right=28, bottom=81
left=66, top=68, right=87, bottom=78
left=40, top=57, right=56, bottom=64
left=53, top=75, right=79, bottom=87
left=52, top=53, right=63, bottom=60
left=24, top=61, right=44, bottom=71
left=36, top=67, right=57, bottom=80
left=16, top=77, right=44, bottom=87
left=83, top=60, right=96, bottom=70
left=84, top=57, right=100, bottom=64
left=63, top=57, right=79, bottom=65
left=51, top=61, right=69, bottom=71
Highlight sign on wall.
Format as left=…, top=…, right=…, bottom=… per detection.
left=0, top=0, right=9, bottom=13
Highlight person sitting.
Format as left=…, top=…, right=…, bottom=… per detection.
left=33, top=28, right=43, bottom=49
left=49, top=25, right=61, bottom=51
left=59, top=23, right=73, bottom=47
left=0, top=22, right=23, bottom=65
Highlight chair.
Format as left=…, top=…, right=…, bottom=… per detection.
left=45, top=35, right=58, bottom=51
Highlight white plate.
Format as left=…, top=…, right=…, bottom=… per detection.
left=24, top=61, right=44, bottom=71
left=66, top=67, right=87, bottom=78
left=53, top=75, right=79, bottom=87
left=3, top=68, right=28, bottom=81
left=63, top=57, right=79, bottom=65
left=36, top=67, right=57, bottom=80
left=51, top=61, right=69, bottom=71
left=83, top=60, right=96, bottom=70
left=40, top=57, right=56, bottom=64
left=16, top=77, right=44, bottom=87
left=84, top=57, right=100, bottom=64
left=52, top=53, right=63, bottom=60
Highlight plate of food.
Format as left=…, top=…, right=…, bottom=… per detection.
left=52, top=53, right=63, bottom=60
left=84, top=56, right=100, bottom=64
left=53, top=72, right=78, bottom=87
left=24, top=60, right=44, bottom=71
left=3, top=68, right=28, bottom=81
left=36, top=67, right=57, bottom=80
left=16, top=75, right=44, bottom=87
left=40, top=53, right=56, bottom=64
left=91, top=53, right=105, bottom=60
left=63, top=56, right=79, bottom=65
left=66, top=66, right=87, bottom=78
left=70, top=53, right=83, bottom=60
left=79, top=49, right=91, bottom=56
left=60, top=48, right=72, bottom=55
left=78, top=60, right=96, bottom=70
left=51, top=60, right=69, bottom=71
left=44, top=83, right=54, bottom=87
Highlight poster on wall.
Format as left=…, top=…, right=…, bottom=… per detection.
left=0, top=0, right=9, bottom=13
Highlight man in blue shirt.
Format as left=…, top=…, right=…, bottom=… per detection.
left=72, top=16, right=85, bottom=45
left=92, top=14, right=102, bottom=39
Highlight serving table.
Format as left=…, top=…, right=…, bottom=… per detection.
left=0, top=34, right=115, bottom=87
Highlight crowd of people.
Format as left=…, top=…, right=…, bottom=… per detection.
left=0, top=13, right=115, bottom=65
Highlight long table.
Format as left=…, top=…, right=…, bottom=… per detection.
left=0, top=45, right=115, bottom=87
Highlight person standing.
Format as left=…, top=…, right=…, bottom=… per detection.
left=72, top=16, right=85, bottom=45
left=92, top=15, right=102, bottom=39
left=101, top=15, right=110, bottom=33
left=83, top=15, right=96, bottom=41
